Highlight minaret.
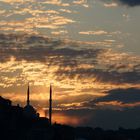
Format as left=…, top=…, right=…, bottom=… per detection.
left=49, top=84, right=52, bottom=125
left=27, top=83, right=30, bottom=106
left=24, top=83, right=37, bottom=118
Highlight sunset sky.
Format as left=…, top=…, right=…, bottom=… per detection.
left=0, top=0, right=140, bottom=129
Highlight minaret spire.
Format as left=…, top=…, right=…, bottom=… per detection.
left=27, top=83, right=30, bottom=106
left=49, top=83, right=52, bottom=125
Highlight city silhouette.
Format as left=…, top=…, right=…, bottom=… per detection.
left=1, top=84, right=140, bottom=140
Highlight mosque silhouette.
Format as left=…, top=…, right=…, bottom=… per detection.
left=23, top=83, right=52, bottom=124
left=0, top=84, right=74, bottom=140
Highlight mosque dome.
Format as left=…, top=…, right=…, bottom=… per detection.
left=23, top=104, right=37, bottom=118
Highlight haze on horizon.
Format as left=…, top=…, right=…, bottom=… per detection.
left=0, top=0, right=140, bottom=129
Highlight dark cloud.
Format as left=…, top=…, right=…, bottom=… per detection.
left=0, top=33, right=102, bottom=66
left=55, top=68, right=140, bottom=84
left=119, top=0, right=140, bottom=6
left=54, top=107, right=140, bottom=129
left=96, top=88, right=140, bottom=103
left=103, top=0, right=140, bottom=7
left=85, top=88, right=140, bottom=108
left=0, top=33, right=139, bottom=85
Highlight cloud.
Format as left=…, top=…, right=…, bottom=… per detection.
left=53, top=107, right=140, bottom=129
left=0, top=1, right=77, bottom=34
left=79, top=30, right=108, bottom=35
left=0, top=33, right=139, bottom=112
left=0, top=33, right=140, bottom=86
left=104, top=2, right=118, bottom=7
left=0, top=33, right=139, bottom=130
left=102, top=0, right=140, bottom=7
left=0, top=33, right=103, bottom=65
left=97, top=88, right=140, bottom=103
left=55, top=68, right=140, bottom=84
left=119, top=0, right=140, bottom=6
left=85, top=88, right=140, bottom=109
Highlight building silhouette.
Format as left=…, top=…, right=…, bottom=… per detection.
left=1, top=84, right=140, bottom=140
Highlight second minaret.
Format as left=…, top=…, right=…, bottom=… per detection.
left=49, top=84, right=52, bottom=125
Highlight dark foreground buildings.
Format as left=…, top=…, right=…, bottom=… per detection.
left=0, top=85, right=75, bottom=140
left=1, top=85, right=140, bottom=140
